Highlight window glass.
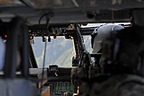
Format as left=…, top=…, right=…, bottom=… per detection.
left=32, top=36, right=75, bottom=68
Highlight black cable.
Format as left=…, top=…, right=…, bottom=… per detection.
left=39, top=38, right=47, bottom=95
left=39, top=14, right=50, bottom=95
left=39, top=13, right=50, bottom=25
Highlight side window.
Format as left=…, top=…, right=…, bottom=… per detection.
left=83, top=36, right=93, bottom=53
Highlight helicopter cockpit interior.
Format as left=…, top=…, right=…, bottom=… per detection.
left=0, top=0, right=144, bottom=96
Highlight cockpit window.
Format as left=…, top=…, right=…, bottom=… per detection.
left=31, top=35, right=93, bottom=68
left=83, top=36, right=93, bottom=53
left=31, top=36, right=75, bottom=68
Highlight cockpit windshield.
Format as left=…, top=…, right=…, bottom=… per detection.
left=31, top=35, right=92, bottom=68
left=32, top=36, right=74, bottom=68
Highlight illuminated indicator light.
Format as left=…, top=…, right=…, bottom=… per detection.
left=4, top=34, right=8, bottom=38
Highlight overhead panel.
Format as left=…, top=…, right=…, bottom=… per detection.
left=0, top=0, right=12, bottom=4
left=22, top=0, right=144, bottom=10
left=22, top=0, right=77, bottom=9
left=0, top=0, right=24, bottom=7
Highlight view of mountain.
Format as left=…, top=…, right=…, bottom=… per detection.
left=32, top=36, right=92, bottom=68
